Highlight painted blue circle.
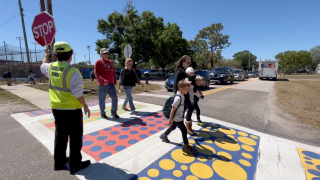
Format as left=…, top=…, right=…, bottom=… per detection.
left=163, top=118, right=168, bottom=121
left=302, top=151, right=320, bottom=159
left=83, top=140, right=93, bottom=146
left=148, top=124, right=156, bottom=127
left=132, top=124, right=139, bottom=127
left=147, top=118, right=154, bottom=121
left=305, top=157, right=312, bottom=160
left=154, top=116, right=162, bottom=119
left=316, top=165, right=320, bottom=171
left=139, top=134, right=149, bottom=139
left=156, top=121, right=163, bottom=124
left=119, top=135, right=129, bottom=140
left=308, top=169, right=320, bottom=176
left=90, top=146, right=102, bottom=152
left=99, top=151, right=112, bottom=159
left=97, top=136, right=108, bottom=140
left=140, top=116, right=146, bottom=118
left=164, top=123, right=168, bottom=126
left=140, top=127, right=148, bottom=130
left=312, top=177, right=320, bottom=180
left=305, top=161, right=314, bottom=165
left=128, top=139, right=139, bottom=144
left=110, top=131, right=120, bottom=135
left=121, top=127, right=130, bottom=131
left=149, top=130, right=157, bottom=134
left=89, top=132, right=99, bottom=136
left=82, top=136, right=86, bottom=140
left=103, top=127, right=112, bottom=131
left=130, top=130, right=139, bottom=135
left=105, top=140, right=117, bottom=146
left=114, top=124, right=121, bottom=127
left=157, top=127, right=165, bottom=130
left=114, top=145, right=126, bottom=152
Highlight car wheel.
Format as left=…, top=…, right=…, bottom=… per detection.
left=158, top=74, right=161, bottom=77
left=230, top=77, right=234, bottom=83
left=223, top=77, right=228, bottom=84
left=145, top=74, right=149, bottom=77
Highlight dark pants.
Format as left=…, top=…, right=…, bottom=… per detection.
left=183, top=98, right=194, bottom=122
left=52, top=109, right=83, bottom=170
left=91, top=75, right=94, bottom=81
left=194, top=96, right=201, bottom=120
left=164, top=121, right=189, bottom=145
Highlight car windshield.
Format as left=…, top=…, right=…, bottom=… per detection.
left=233, top=70, right=240, bottom=73
left=211, top=68, right=227, bottom=72
left=249, top=72, right=254, bottom=74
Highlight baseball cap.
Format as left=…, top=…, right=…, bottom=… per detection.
left=186, top=67, right=196, bottom=74
left=100, top=48, right=109, bottom=54
left=54, top=41, right=72, bottom=52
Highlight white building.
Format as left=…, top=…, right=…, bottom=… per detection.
left=317, top=64, right=320, bottom=74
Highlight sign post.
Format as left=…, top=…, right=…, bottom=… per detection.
left=124, top=44, right=132, bottom=59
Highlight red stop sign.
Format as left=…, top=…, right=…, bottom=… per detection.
left=31, top=11, right=56, bottom=46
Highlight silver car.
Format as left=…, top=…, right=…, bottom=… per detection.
left=248, top=71, right=256, bottom=78
left=233, top=69, right=245, bottom=81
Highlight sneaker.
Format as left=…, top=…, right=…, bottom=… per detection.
left=112, top=113, right=120, bottom=119
left=197, top=119, right=203, bottom=126
left=101, top=114, right=108, bottom=119
left=130, top=111, right=138, bottom=115
left=122, top=107, right=130, bottom=111
left=70, top=160, right=91, bottom=175
left=54, top=157, right=69, bottom=170
left=160, top=133, right=170, bottom=143
left=183, top=144, right=195, bottom=154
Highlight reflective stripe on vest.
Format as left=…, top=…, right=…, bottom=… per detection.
left=48, top=63, right=72, bottom=92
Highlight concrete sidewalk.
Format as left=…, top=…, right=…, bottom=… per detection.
left=0, top=84, right=50, bottom=109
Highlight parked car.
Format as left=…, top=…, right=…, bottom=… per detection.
left=165, top=71, right=175, bottom=78
left=248, top=71, right=256, bottom=78
left=135, top=69, right=142, bottom=77
left=210, top=66, right=234, bottom=84
left=296, top=69, right=308, bottom=73
left=233, top=69, right=245, bottom=81
left=165, top=74, right=175, bottom=91
left=144, top=70, right=164, bottom=77
left=243, top=70, right=249, bottom=79
left=254, top=70, right=259, bottom=77
left=195, top=70, right=210, bottom=89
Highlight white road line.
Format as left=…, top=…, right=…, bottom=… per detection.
left=136, top=93, right=170, bottom=99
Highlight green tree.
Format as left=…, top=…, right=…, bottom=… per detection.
left=310, top=45, right=320, bottom=71
left=195, top=23, right=231, bottom=68
left=216, top=58, right=242, bottom=69
left=232, top=50, right=258, bottom=71
left=190, top=39, right=210, bottom=69
left=275, top=50, right=313, bottom=73
left=75, top=61, right=87, bottom=66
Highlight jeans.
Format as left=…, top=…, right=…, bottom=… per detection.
left=27, top=78, right=35, bottom=84
left=99, top=84, right=118, bottom=115
left=52, top=109, right=83, bottom=170
left=164, top=121, right=188, bottom=145
left=123, top=86, right=135, bottom=111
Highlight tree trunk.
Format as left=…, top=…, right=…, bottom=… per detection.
left=210, top=58, right=214, bottom=69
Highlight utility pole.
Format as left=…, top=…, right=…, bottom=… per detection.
left=86, top=46, right=91, bottom=65
left=46, top=0, right=54, bottom=62
left=248, top=51, right=250, bottom=71
left=73, top=52, right=77, bottom=64
left=16, top=37, right=23, bottom=62
left=18, top=0, right=31, bottom=67
left=4, top=41, right=8, bottom=63
left=32, top=42, right=38, bottom=64
left=84, top=55, right=86, bottom=63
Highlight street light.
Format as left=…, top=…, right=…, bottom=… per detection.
left=86, top=46, right=91, bottom=65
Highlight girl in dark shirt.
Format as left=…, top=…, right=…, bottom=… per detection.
left=118, top=58, right=144, bottom=115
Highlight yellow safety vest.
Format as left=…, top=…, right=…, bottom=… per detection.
left=48, top=61, right=83, bottom=109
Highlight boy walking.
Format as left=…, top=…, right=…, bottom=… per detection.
left=160, top=80, right=195, bottom=154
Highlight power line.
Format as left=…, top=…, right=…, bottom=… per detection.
left=0, top=13, right=20, bottom=29
left=0, top=0, right=16, bottom=16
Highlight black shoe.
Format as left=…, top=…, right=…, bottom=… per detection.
left=160, top=133, right=170, bottom=143
left=122, top=107, right=130, bottom=111
left=101, top=114, right=108, bottom=119
left=70, top=160, right=91, bottom=175
left=112, top=113, right=120, bottom=119
left=183, top=145, right=196, bottom=154
left=54, top=157, right=69, bottom=170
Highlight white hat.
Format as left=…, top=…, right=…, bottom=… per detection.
left=186, top=67, right=195, bottom=74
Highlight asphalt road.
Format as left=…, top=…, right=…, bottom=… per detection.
left=134, top=78, right=320, bottom=146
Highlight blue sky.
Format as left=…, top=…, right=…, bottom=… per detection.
left=1, top=0, right=319, bottom=64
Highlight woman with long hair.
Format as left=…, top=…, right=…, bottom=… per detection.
left=118, top=58, right=144, bottom=115
left=173, top=55, right=195, bottom=135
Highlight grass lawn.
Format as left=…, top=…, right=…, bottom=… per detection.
left=277, top=74, right=320, bottom=79
left=274, top=81, right=320, bottom=130
left=28, top=81, right=161, bottom=102
left=0, top=87, right=37, bottom=107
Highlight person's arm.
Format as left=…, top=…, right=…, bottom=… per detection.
left=113, top=64, right=117, bottom=85
left=118, top=69, right=124, bottom=91
left=168, top=106, right=176, bottom=127
left=133, top=69, right=143, bottom=87
left=173, top=70, right=181, bottom=93
left=94, top=61, right=108, bottom=85
left=40, top=49, right=50, bottom=78
left=189, top=85, right=195, bottom=103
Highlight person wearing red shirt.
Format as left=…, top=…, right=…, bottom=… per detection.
left=94, top=48, right=119, bottom=119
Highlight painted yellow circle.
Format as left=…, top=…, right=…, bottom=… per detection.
left=197, top=155, right=207, bottom=162
left=250, top=135, right=259, bottom=139
left=190, top=162, right=214, bottom=179
left=137, top=177, right=151, bottom=180
left=147, top=169, right=159, bottom=177
left=212, top=160, right=247, bottom=180
left=219, top=127, right=236, bottom=134
left=208, top=156, right=214, bottom=161
left=159, top=159, right=175, bottom=170
left=242, top=145, right=255, bottom=152
left=181, top=165, right=188, bottom=171
left=196, top=145, right=216, bottom=155
left=210, top=131, right=225, bottom=138
left=206, top=126, right=212, bottom=129
left=171, top=149, right=195, bottom=164
left=205, top=139, right=213, bottom=144
left=239, top=159, right=251, bottom=167
left=173, top=170, right=183, bottom=177
left=217, top=151, right=232, bottom=161
left=215, top=138, right=240, bottom=151
left=193, top=136, right=198, bottom=138
left=186, top=175, right=199, bottom=180
left=242, top=153, right=253, bottom=159
left=189, top=139, right=196, bottom=144
left=197, top=132, right=210, bottom=138
left=202, top=128, right=210, bottom=132
left=227, top=135, right=235, bottom=139
left=238, top=132, right=248, bottom=136
left=238, top=137, right=257, bottom=146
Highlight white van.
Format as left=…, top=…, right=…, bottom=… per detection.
left=259, top=61, right=278, bottom=80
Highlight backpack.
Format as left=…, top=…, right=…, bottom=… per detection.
left=3, top=72, right=7, bottom=78
left=162, top=94, right=183, bottom=119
